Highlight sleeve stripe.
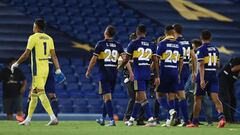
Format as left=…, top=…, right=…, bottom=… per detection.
left=93, top=53, right=99, bottom=56
left=155, top=54, right=161, bottom=57
left=119, top=52, right=125, bottom=56
left=126, top=52, right=132, bottom=55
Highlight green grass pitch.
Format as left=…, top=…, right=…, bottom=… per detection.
left=0, top=121, right=239, bottom=135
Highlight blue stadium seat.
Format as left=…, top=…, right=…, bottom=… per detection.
left=73, top=106, right=88, bottom=113
left=65, top=0, right=78, bottom=7
left=69, top=91, right=84, bottom=98
left=37, top=0, right=51, bottom=6
left=56, top=91, right=69, bottom=98
left=88, top=105, right=101, bottom=113
left=51, top=0, right=65, bottom=6
left=40, top=7, right=52, bottom=15
left=66, top=83, right=80, bottom=91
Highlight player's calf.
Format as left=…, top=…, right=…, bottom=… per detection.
left=210, top=93, right=226, bottom=128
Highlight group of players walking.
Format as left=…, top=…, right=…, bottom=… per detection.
left=11, top=18, right=226, bottom=128
left=86, top=24, right=226, bottom=128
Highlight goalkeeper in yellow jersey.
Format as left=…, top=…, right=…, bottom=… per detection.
left=11, top=18, right=64, bottom=126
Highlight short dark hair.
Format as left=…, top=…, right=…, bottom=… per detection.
left=129, top=32, right=137, bottom=41
left=6, top=57, right=16, bottom=65
left=173, top=23, right=182, bottom=34
left=165, top=25, right=174, bottom=34
left=106, top=25, right=116, bottom=37
left=35, top=18, right=46, bottom=31
left=201, top=30, right=211, bottom=40
left=136, top=24, right=147, bottom=34
left=192, top=39, right=202, bottom=48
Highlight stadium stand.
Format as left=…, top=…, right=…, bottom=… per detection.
left=0, top=0, right=239, bottom=121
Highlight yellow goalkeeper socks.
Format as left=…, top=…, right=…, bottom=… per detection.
left=28, top=93, right=38, bottom=118
left=38, top=92, right=56, bottom=119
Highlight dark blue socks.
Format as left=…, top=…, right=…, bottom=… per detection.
left=102, top=103, right=107, bottom=119
left=142, top=100, right=152, bottom=119
left=179, top=99, right=189, bottom=123
left=50, top=97, right=59, bottom=117
left=131, top=102, right=141, bottom=118
left=105, top=100, right=114, bottom=120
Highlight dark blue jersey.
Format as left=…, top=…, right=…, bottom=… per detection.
left=176, top=36, right=192, bottom=65
left=94, top=39, right=124, bottom=81
left=197, top=43, right=219, bottom=78
left=126, top=37, right=156, bottom=80
left=176, top=36, right=192, bottom=79
left=156, top=37, right=183, bottom=77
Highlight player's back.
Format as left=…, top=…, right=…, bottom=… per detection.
left=176, top=37, right=191, bottom=65
left=197, top=43, right=219, bottom=80
left=95, top=39, right=124, bottom=81
left=157, top=38, right=183, bottom=78
left=28, top=33, right=54, bottom=77
left=127, top=37, right=156, bottom=80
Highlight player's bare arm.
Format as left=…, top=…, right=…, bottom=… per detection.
left=20, top=80, right=27, bottom=94
left=17, top=49, right=31, bottom=64
left=178, top=58, right=183, bottom=82
left=126, top=62, right=134, bottom=81
left=119, top=53, right=134, bottom=81
left=199, top=60, right=205, bottom=89
left=86, top=55, right=98, bottom=78
left=190, top=49, right=197, bottom=82
left=231, top=64, right=240, bottom=72
left=152, top=55, right=160, bottom=86
left=11, top=49, right=31, bottom=73
left=118, top=54, right=130, bottom=70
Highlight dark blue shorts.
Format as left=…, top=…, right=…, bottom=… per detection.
left=45, top=70, right=56, bottom=93
left=178, top=74, right=189, bottom=91
left=195, top=77, right=219, bottom=96
left=178, top=65, right=190, bottom=90
left=99, top=80, right=116, bottom=95
left=133, top=80, right=149, bottom=91
left=157, top=76, right=178, bottom=93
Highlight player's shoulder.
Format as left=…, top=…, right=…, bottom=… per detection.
left=95, top=40, right=105, bottom=47
left=157, top=39, right=167, bottom=47
left=29, top=33, right=53, bottom=40
left=45, top=33, right=53, bottom=40
left=130, top=38, right=139, bottom=44
left=97, top=39, right=107, bottom=45
left=197, top=45, right=206, bottom=52
left=112, top=39, right=120, bottom=44
left=28, top=33, right=38, bottom=39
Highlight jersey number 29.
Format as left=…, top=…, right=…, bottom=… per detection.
left=104, top=49, right=118, bottom=62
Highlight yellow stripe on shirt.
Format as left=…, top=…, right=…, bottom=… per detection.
left=203, top=56, right=219, bottom=64
left=132, top=50, right=152, bottom=59
left=161, top=52, right=181, bottom=61
left=98, top=52, right=108, bottom=59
